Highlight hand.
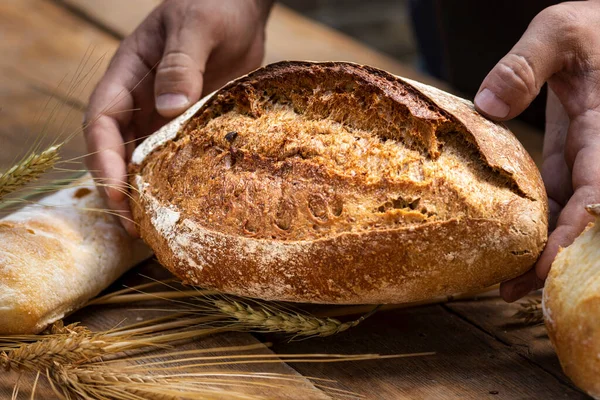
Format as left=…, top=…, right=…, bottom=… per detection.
left=84, top=0, right=273, bottom=235
left=473, top=1, right=600, bottom=301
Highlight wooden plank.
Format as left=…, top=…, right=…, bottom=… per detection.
left=57, top=0, right=161, bottom=37
left=0, top=0, right=116, bottom=105
left=0, top=0, right=113, bottom=203
left=268, top=305, right=585, bottom=399
left=444, top=293, right=570, bottom=387
left=0, top=75, right=86, bottom=169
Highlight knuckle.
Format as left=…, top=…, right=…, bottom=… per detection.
left=536, top=3, right=585, bottom=41
left=163, top=0, right=210, bottom=28
left=494, top=53, right=539, bottom=96
left=156, top=51, right=197, bottom=83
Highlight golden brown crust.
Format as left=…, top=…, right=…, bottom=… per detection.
left=0, top=176, right=151, bottom=334
left=543, top=212, right=600, bottom=399
left=130, top=61, right=548, bottom=304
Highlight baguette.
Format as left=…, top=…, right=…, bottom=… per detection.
left=130, top=61, right=548, bottom=304
left=543, top=204, right=600, bottom=399
left=0, top=175, right=151, bottom=334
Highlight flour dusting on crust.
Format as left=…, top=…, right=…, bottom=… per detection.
left=131, top=93, right=215, bottom=165
left=130, top=62, right=547, bottom=304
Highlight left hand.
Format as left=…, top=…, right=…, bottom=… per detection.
left=473, top=0, right=600, bottom=302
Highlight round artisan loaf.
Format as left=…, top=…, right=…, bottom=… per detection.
left=543, top=204, right=600, bottom=399
left=130, top=61, right=548, bottom=304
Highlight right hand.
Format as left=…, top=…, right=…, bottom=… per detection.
left=473, top=1, right=600, bottom=301
left=84, top=0, right=273, bottom=236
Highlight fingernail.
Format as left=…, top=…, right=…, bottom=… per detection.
left=156, top=93, right=189, bottom=113
left=474, top=88, right=510, bottom=119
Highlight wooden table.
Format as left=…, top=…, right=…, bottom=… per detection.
left=0, top=1, right=582, bottom=398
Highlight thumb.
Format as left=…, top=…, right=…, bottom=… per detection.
left=474, top=5, right=571, bottom=121
left=154, top=25, right=211, bottom=118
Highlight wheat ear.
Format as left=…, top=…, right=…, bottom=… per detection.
left=51, top=365, right=180, bottom=400
left=214, top=299, right=378, bottom=338
left=513, top=298, right=543, bottom=325
left=0, top=328, right=107, bottom=372
left=0, top=145, right=61, bottom=199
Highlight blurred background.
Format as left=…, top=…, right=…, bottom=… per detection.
left=279, top=0, right=560, bottom=131
left=279, top=0, right=418, bottom=67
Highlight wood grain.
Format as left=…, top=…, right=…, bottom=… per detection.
left=269, top=305, right=585, bottom=399
left=445, top=294, right=569, bottom=385
left=0, top=0, right=115, bottom=104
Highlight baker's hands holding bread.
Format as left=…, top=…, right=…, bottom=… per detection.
left=474, top=1, right=600, bottom=302
left=85, top=0, right=598, bottom=303
left=84, top=0, right=273, bottom=235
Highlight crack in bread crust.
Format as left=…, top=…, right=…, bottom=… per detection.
left=138, top=64, right=528, bottom=241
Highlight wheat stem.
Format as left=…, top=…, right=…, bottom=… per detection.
left=0, top=145, right=61, bottom=199
left=89, top=290, right=218, bottom=305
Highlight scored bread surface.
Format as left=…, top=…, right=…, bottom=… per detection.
left=130, top=61, right=548, bottom=304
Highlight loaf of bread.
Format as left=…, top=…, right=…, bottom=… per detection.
left=0, top=175, right=151, bottom=334
left=543, top=204, right=600, bottom=399
left=130, top=61, right=548, bottom=304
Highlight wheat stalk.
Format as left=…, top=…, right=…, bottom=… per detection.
left=0, top=318, right=231, bottom=376
left=95, top=280, right=500, bottom=340
left=0, top=145, right=61, bottom=200
left=95, top=279, right=380, bottom=339
left=212, top=298, right=378, bottom=338
left=1, top=318, right=433, bottom=399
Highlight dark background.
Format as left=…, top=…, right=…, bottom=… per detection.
left=279, top=0, right=561, bottom=130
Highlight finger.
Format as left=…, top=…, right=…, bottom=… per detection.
left=85, top=82, right=130, bottom=199
left=84, top=96, right=139, bottom=238
left=541, top=89, right=571, bottom=230
left=474, top=3, right=579, bottom=120
left=92, top=146, right=138, bottom=237
left=85, top=21, right=162, bottom=236
left=536, top=149, right=600, bottom=280
left=500, top=268, right=544, bottom=303
left=543, top=88, right=569, bottom=160
left=534, top=101, right=600, bottom=279
left=154, top=12, right=212, bottom=118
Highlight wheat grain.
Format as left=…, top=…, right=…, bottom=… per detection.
left=44, top=321, right=90, bottom=335
left=1, top=329, right=108, bottom=372
left=213, top=299, right=376, bottom=338
left=51, top=365, right=180, bottom=400
left=0, top=145, right=61, bottom=200
left=513, top=298, right=543, bottom=325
